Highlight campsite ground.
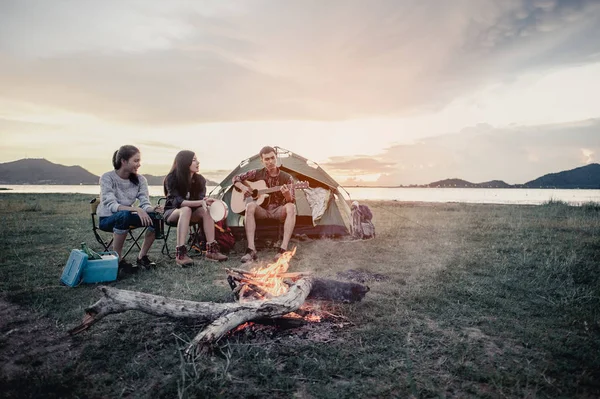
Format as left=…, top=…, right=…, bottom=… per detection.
left=0, top=193, right=599, bottom=398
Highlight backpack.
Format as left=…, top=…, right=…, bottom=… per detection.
left=351, top=201, right=375, bottom=239
left=213, top=219, right=236, bottom=253
left=191, top=219, right=236, bottom=253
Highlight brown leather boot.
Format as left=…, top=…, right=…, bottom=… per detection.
left=205, top=241, right=228, bottom=262
left=175, top=245, right=194, bottom=267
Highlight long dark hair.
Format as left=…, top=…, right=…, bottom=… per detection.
left=112, top=145, right=140, bottom=185
left=163, top=150, right=197, bottom=196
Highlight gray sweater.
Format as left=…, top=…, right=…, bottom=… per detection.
left=97, top=170, right=152, bottom=217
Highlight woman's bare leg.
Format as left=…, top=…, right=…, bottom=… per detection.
left=191, top=207, right=215, bottom=242
left=113, top=232, right=127, bottom=260
left=138, top=230, right=155, bottom=258
left=167, top=207, right=193, bottom=247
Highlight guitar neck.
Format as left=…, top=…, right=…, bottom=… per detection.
left=245, top=181, right=307, bottom=196
left=257, top=185, right=286, bottom=195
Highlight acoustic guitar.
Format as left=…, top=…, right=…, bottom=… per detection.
left=230, top=180, right=309, bottom=214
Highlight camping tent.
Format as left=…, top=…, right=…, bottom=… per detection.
left=209, top=147, right=352, bottom=239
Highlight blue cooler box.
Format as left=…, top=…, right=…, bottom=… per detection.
left=60, top=249, right=88, bottom=287
left=82, top=251, right=119, bottom=283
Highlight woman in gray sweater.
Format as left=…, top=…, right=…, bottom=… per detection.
left=97, top=145, right=162, bottom=273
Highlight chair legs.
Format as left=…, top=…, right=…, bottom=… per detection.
left=161, top=225, right=174, bottom=258
left=121, top=227, right=148, bottom=259
left=92, top=227, right=112, bottom=252
left=92, top=214, right=112, bottom=252
left=93, top=225, right=148, bottom=260
left=91, top=206, right=150, bottom=260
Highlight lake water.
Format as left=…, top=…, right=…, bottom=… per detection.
left=1, top=185, right=598, bottom=205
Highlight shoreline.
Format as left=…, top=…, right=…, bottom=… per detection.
left=0, top=191, right=597, bottom=207
left=2, top=183, right=599, bottom=190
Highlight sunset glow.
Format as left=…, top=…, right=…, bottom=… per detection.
left=1, top=1, right=599, bottom=185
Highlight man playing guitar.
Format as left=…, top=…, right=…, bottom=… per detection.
left=233, top=146, right=296, bottom=263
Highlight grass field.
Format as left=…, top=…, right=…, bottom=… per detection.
left=1, top=193, right=599, bottom=398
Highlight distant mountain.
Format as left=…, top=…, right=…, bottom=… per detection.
left=427, top=178, right=475, bottom=188
left=524, top=163, right=600, bottom=189
left=0, top=158, right=98, bottom=184
left=478, top=180, right=513, bottom=188
left=422, top=164, right=599, bottom=189
left=0, top=158, right=596, bottom=189
left=0, top=159, right=219, bottom=186
left=426, top=178, right=512, bottom=188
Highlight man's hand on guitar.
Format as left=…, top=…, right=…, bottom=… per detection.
left=243, top=187, right=253, bottom=198
left=230, top=180, right=307, bottom=214
left=280, top=184, right=293, bottom=202
left=236, top=183, right=252, bottom=198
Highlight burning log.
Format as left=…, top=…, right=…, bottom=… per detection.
left=306, top=278, right=370, bottom=303
left=226, top=271, right=369, bottom=303
left=69, top=248, right=369, bottom=356
left=226, top=267, right=311, bottom=280
left=225, top=247, right=368, bottom=303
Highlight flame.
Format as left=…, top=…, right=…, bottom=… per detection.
left=304, top=314, right=322, bottom=323
left=246, top=247, right=297, bottom=297
left=231, top=322, right=253, bottom=334
left=234, top=247, right=327, bottom=327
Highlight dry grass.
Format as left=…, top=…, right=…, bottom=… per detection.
left=0, top=194, right=599, bottom=398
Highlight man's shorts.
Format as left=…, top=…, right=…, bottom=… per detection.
left=254, top=205, right=289, bottom=221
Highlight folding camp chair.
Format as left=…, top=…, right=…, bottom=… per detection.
left=157, top=198, right=204, bottom=259
left=90, top=198, right=148, bottom=259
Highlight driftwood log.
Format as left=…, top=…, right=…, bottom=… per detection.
left=70, top=277, right=368, bottom=356
left=225, top=267, right=370, bottom=303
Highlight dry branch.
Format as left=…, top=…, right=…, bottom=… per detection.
left=184, top=277, right=313, bottom=357
left=70, top=279, right=314, bottom=355
left=69, top=275, right=368, bottom=356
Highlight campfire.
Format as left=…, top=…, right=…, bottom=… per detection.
left=226, top=248, right=325, bottom=325
left=226, top=247, right=341, bottom=333
left=227, top=248, right=302, bottom=300
left=69, top=247, right=369, bottom=357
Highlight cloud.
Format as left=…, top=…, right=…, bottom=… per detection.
left=367, top=118, right=600, bottom=185
left=321, top=118, right=600, bottom=186
left=580, top=148, right=595, bottom=164
left=0, top=117, right=59, bottom=134
left=135, top=140, right=182, bottom=151
left=1, top=1, right=599, bottom=123
left=321, top=156, right=397, bottom=175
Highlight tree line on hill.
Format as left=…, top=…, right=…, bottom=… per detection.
left=0, top=158, right=599, bottom=189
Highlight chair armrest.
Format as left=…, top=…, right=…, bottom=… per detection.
left=90, top=198, right=100, bottom=214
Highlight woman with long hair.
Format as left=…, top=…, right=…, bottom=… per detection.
left=163, top=150, right=227, bottom=266
left=97, top=145, right=162, bottom=273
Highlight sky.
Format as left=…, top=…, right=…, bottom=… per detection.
left=1, top=0, right=599, bottom=185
